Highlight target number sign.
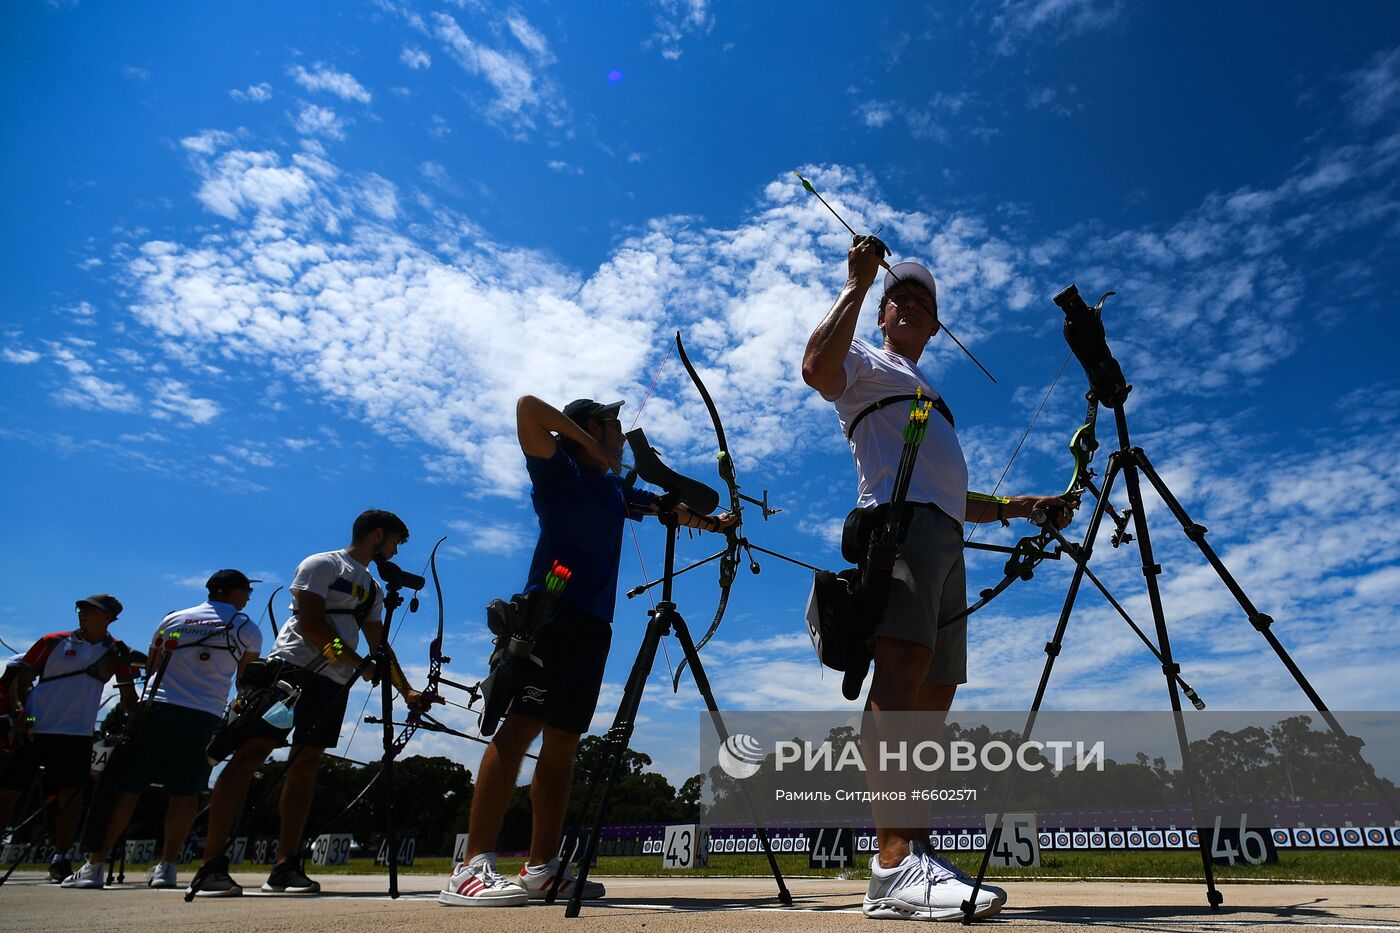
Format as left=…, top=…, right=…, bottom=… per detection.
left=1207, top=815, right=1278, bottom=866
left=662, top=824, right=708, bottom=869
left=806, top=828, right=854, bottom=869
left=986, top=813, right=1040, bottom=868
left=310, top=833, right=353, bottom=866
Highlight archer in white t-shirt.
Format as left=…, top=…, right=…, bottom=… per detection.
left=802, top=236, right=1071, bottom=912
left=64, top=571, right=263, bottom=890
left=187, top=509, right=437, bottom=898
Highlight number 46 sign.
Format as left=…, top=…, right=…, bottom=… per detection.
left=985, top=813, right=1040, bottom=868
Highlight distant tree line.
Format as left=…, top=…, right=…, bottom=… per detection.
left=111, top=734, right=701, bottom=856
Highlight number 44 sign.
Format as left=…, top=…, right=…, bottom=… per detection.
left=985, top=813, right=1040, bottom=868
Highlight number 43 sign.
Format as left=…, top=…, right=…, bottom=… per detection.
left=661, top=824, right=708, bottom=869
left=986, top=813, right=1040, bottom=868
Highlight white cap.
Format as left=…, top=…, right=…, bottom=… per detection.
left=883, top=260, right=938, bottom=304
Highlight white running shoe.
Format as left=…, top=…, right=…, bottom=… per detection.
left=438, top=853, right=528, bottom=907
left=519, top=857, right=606, bottom=900
left=146, top=861, right=178, bottom=888
left=863, top=842, right=1003, bottom=921
left=924, top=853, right=1006, bottom=916
left=59, top=861, right=105, bottom=889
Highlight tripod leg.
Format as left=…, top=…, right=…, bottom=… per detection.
left=670, top=615, right=793, bottom=906
left=1132, top=448, right=1400, bottom=819
left=545, top=603, right=664, bottom=906
left=963, top=450, right=1122, bottom=924
left=1110, top=408, right=1222, bottom=910
left=561, top=609, right=666, bottom=918
left=1042, top=525, right=1205, bottom=709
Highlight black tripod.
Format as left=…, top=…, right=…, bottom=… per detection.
left=552, top=495, right=793, bottom=917
left=961, top=285, right=1400, bottom=923
left=370, top=571, right=414, bottom=899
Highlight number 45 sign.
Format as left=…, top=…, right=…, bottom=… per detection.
left=985, top=813, right=1040, bottom=868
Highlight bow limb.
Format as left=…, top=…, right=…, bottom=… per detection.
left=671, top=331, right=744, bottom=690
left=261, top=586, right=283, bottom=644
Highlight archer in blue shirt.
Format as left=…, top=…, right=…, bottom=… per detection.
left=440, top=395, right=732, bottom=907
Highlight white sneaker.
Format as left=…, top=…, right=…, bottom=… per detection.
left=146, top=861, right=178, bottom=888
left=863, top=843, right=1002, bottom=921
left=438, top=853, right=528, bottom=907
left=59, top=861, right=105, bottom=889
left=925, top=853, right=1007, bottom=915
left=519, top=857, right=605, bottom=900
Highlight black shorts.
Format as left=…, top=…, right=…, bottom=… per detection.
left=0, top=733, right=92, bottom=791
left=117, top=703, right=221, bottom=796
left=512, top=602, right=612, bottom=735
left=287, top=668, right=351, bottom=750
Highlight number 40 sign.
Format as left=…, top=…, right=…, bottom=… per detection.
left=985, top=813, right=1040, bottom=868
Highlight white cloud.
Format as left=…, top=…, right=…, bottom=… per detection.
left=648, top=0, right=713, bottom=60
left=798, top=517, right=843, bottom=549
left=425, top=10, right=566, bottom=135
left=400, top=46, right=431, bottom=70
left=857, top=101, right=893, bottom=128
left=187, top=147, right=318, bottom=220
left=3, top=348, right=41, bottom=364
left=293, top=104, right=347, bottom=140
left=853, top=93, right=978, bottom=142
left=288, top=63, right=372, bottom=104
left=445, top=519, right=532, bottom=555
left=181, top=130, right=237, bottom=156
left=150, top=380, right=221, bottom=424
left=230, top=82, right=273, bottom=103
left=1026, top=84, right=1081, bottom=116
left=49, top=345, right=140, bottom=414
left=122, top=64, right=151, bottom=82
left=504, top=12, right=553, bottom=64
left=117, top=128, right=1400, bottom=509
left=1345, top=46, right=1400, bottom=126
left=988, top=0, right=1124, bottom=56
left=546, top=159, right=583, bottom=175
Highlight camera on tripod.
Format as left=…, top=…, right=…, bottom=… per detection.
left=1054, top=283, right=1130, bottom=408
left=373, top=557, right=425, bottom=592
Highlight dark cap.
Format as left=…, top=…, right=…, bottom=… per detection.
left=206, top=569, right=261, bottom=593
left=75, top=594, right=123, bottom=618
left=562, top=398, right=625, bottom=427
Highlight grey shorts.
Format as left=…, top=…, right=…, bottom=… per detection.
left=873, top=505, right=968, bottom=685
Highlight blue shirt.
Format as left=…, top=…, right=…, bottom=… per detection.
left=525, top=445, right=657, bottom=623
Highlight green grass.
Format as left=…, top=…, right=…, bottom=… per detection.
left=20, top=850, right=1398, bottom=885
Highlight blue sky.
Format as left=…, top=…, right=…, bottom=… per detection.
left=3, top=1, right=1400, bottom=785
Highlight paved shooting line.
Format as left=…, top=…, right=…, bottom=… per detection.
left=3, top=873, right=1398, bottom=932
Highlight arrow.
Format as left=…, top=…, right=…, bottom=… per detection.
left=794, top=171, right=997, bottom=383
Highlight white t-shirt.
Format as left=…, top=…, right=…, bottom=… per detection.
left=22, top=631, right=138, bottom=737
left=269, top=549, right=383, bottom=685
left=828, top=338, right=968, bottom=521
left=151, top=601, right=262, bottom=716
